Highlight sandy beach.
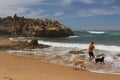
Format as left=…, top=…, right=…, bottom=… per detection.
left=0, top=37, right=120, bottom=80
left=0, top=51, right=120, bottom=80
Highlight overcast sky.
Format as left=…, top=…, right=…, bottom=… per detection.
left=0, top=0, right=120, bottom=31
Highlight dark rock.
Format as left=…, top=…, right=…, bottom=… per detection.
left=0, top=14, right=74, bottom=37
left=0, top=39, right=50, bottom=50
left=69, top=50, right=85, bottom=54
left=27, top=39, right=50, bottom=49
left=27, top=39, right=39, bottom=46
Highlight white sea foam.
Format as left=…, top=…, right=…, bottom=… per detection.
left=87, top=31, right=106, bottom=34
left=67, top=36, right=79, bottom=38
left=7, top=37, right=120, bottom=75
left=89, top=70, right=120, bottom=75
left=38, top=40, right=87, bottom=49
left=8, top=37, right=26, bottom=41
left=6, top=45, right=120, bottom=75
left=9, top=37, right=120, bottom=52
left=38, top=40, right=120, bottom=52
left=95, top=44, right=120, bottom=52
left=105, top=57, right=114, bottom=62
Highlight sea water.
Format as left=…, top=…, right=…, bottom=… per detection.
left=7, top=31, right=120, bottom=75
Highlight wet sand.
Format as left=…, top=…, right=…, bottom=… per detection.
left=0, top=37, right=119, bottom=80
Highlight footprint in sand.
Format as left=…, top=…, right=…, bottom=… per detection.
left=4, top=77, right=13, bottom=80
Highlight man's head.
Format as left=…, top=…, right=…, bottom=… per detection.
left=91, top=41, right=94, bottom=44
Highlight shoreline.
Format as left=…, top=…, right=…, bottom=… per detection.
left=0, top=36, right=120, bottom=80
left=4, top=50, right=120, bottom=75
left=0, top=51, right=120, bottom=80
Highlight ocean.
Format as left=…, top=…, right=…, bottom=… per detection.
left=7, top=30, right=120, bottom=75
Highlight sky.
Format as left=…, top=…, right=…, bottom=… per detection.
left=0, top=0, right=120, bottom=31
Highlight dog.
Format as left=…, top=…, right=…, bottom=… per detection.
left=73, top=59, right=86, bottom=70
left=95, top=56, right=105, bottom=64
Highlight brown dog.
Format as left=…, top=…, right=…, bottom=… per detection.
left=73, top=59, right=86, bottom=70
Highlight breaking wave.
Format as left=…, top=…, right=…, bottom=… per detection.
left=38, top=40, right=120, bottom=52
left=87, top=31, right=106, bottom=34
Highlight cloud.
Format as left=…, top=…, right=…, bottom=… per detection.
left=78, top=0, right=97, bottom=4
left=60, top=0, right=73, bottom=6
left=99, top=0, right=115, bottom=4
left=0, top=0, right=49, bottom=18
left=59, top=0, right=96, bottom=6
left=54, top=12, right=63, bottom=17
left=0, top=0, right=43, bottom=7
left=78, top=0, right=115, bottom=4
left=0, top=7, right=29, bottom=17
left=0, top=0, right=65, bottom=18
left=0, top=6, right=49, bottom=19
left=24, top=9, right=49, bottom=18
left=77, top=7, right=120, bottom=17
left=0, top=0, right=119, bottom=19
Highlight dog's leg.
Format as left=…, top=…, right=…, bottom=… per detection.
left=80, top=66, right=83, bottom=70
left=100, top=61, right=104, bottom=64
left=73, top=65, right=76, bottom=69
left=95, top=61, right=97, bottom=64
left=73, top=64, right=79, bottom=70
left=80, top=65, right=86, bottom=71
left=102, top=61, right=105, bottom=64
left=96, top=60, right=99, bottom=64
left=82, top=65, right=87, bottom=71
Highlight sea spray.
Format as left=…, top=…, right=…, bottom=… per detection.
left=7, top=30, right=120, bottom=75
left=6, top=46, right=120, bottom=75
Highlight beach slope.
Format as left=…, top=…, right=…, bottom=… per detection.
left=0, top=51, right=119, bottom=80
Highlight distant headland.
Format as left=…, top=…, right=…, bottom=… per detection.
left=0, top=14, right=74, bottom=37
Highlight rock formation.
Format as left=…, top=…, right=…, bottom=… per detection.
left=0, top=39, right=50, bottom=50
left=0, top=14, right=74, bottom=37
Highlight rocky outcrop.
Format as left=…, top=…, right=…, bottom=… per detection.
left=0, top=39, right=50, bottom=50
left=0, top=14, right=74, bottom=37
left=69, top=49, right=86, bottom=54
left=69, top=50, right=84, bottom=54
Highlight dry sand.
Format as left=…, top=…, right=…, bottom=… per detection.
left=0, top=37, right=119, bottom=80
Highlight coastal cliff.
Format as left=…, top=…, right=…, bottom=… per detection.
left=0, top=14, right=74, bottom=37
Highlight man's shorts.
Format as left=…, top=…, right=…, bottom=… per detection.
left=89, top=52, right=95, bottom=57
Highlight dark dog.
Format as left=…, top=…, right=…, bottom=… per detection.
left=95, top=56, right=105, bottom=64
